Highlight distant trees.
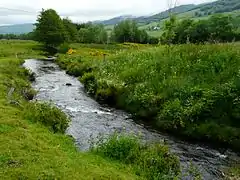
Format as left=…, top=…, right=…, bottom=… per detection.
left=199, top=0, right=240, bottom=14
left=161, top=14, right=240, bottom=44
left=112, top=20, right=158, bottom=44
left=78, top=23, right=108, bottom=44
left=0, top=32, right=34, bottom=40
left=1, top=9, right=159, bottom=48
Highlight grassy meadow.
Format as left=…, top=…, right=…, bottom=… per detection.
left=0, top=40, right=182, bottom=179
left=58, top=42, right=240, bottom=153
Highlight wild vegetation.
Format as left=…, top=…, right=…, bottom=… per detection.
left=1, top=1, right=240, bottom=178
left=0, top=33, right=34, bottom=40
left=92, top=133, right=181, bottom=179
left=57, top=43, right=240, bottom=152
left=0, top=40, right=183, bottom=179
left=161, top=14, right=240, bottom=44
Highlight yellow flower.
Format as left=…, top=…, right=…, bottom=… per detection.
left=67, top=48, right=74, bottom=55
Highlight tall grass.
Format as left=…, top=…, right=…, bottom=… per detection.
left=91, top=133, right=180, bottom=179
left=58, top=43, right=240, bottom=151
left=24, top=102, right=70, bottom=133
left=0, top=40, right=141, bottom=179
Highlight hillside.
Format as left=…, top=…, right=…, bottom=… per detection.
left=0, top=24, right=34, bottom=34
left=98, top=0, right=240, bottom=26
left=136, top=4, right=197, bottom=23
left=97, top=15, right=138, bottom=25
left=1, top=0, right=240, bottom=35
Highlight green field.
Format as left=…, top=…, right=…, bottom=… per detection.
left=58, top=43, right=240, bottom=153
left=0, top=40, right=184, bottom=179
left=57, top=42, right=240, bottom=178
left=129, top=10, right=240, bottom=38
left=1, top=40, right=240, bottom=179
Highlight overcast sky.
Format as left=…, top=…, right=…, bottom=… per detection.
left=0, top=0, right=214, bottom=25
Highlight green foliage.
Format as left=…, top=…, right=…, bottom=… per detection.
left=161, top=14, right=239, bottom=44
left=24, top=102, right=70, bottom=133
left=161, top=16, right=177, bottom=44
left=0, top=32, right=35, bottom=40
left=112, top=20, right=156, bottom=44
left=35, top=9, right=66, bottom=49
left=199, top=0, right=240, bottom=14
left=62, top=18, right=78, bottom=42
left=92, top=133, right=180, bottom=179
left=78, top=23, right=108, bottom=44
left=58, top=43, right=71, bottom=54
left=60, top=43, right=240, bottom=151
left=0, top=41, right=142, bottom=180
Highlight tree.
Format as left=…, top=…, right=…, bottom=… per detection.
left=161, top=15, right=177, bottom=44
left=62, top=18, right=78, bottom=42
left=77, top=24, right=108, bottom=44
left=208, top=15, right=234, bottom=42
left=112, top=20, right=150, bottom=43
left=35, top=9, right=66, bottom=49
left=174, top=19, right=194, bottom=44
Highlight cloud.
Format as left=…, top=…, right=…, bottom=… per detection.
left=0, top=0, right=215, bottom=25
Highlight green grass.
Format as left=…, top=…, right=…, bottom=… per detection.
left=0, top=40, right=138, bottom=179
left=58, top=43, right=240, bottom=152
left=0, top=40, right=181, bottom=179
left=57, top=42, right=240, bottom=178
left=91, top=133, right=181, bottom=179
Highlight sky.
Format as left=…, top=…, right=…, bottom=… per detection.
left=0, top=0, right=215, bottom=25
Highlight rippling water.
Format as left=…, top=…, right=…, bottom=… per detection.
left=24, top=59, right=239, bottom=180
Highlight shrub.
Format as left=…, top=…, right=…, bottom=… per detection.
left=58, top=43, right=70, bottom=54
left=66, top=61, right=93, bottom=77
left=24, top=102, right=69, bottom=133
left=80, top=72, right=97, bottom=94
left=92, top=133, right=180, bottom=179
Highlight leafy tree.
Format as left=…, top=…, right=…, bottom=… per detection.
left=77, top=24, right=108, bottom=44
left=35, top=9, right=66, bottom=49
left=112, top=20, right=151, bottom=44
left=161, top=15, right=177, bottom=44
left=208, top=15, right=234, bottom=42
left=174, top=19, right=194, bottom=44
left=161, top=14, right=237, bottom=44
left=62, top=18, right=78, bottom=42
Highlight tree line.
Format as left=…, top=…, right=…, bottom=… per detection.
left=2, top=8, right=240, bottom=47
left=161, top=14, right=240, bottom=44
left=0, top=32, right=34, bottom=40
left=33, top=9, right=158, bottom=51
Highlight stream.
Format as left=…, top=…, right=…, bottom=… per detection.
left=23, top=59, right=239, bottom=180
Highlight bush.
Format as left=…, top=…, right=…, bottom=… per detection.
left=24, top=102, right=69, bottom=133
left=91, top=133, right=180, bottom=179
left=80, top=72, right=97, bottom=94
left=58, top=43, right=70, bottom=54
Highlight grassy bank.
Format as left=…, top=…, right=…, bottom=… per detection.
left=57, top=43, right=240, bottom=152
left=0, top=40, right=181, bottom=179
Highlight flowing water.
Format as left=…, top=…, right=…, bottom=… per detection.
left=23, top=59, right=239, bottom=180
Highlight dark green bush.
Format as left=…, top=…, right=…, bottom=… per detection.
left=58, top=43, right=70, bottom=54
left=92, top=133, right=180, bottom=179
left=66, top=61, right=93, bottom=77
left=80, top=72, right=97, bottom=94
left=24, top=102, right=69, bottom=133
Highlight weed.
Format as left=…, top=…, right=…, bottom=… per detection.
left=24, top=102, right=70, bottom=133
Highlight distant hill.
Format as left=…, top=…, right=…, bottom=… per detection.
left=1, top=0, right=239, bottom=35
left=98, top=0, right=240, bottom=26
left=98, top=15, right=139, bottom=25
left=0, top=24, right=34, bottom=34
left=136, top=4, right=197, bottom=23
